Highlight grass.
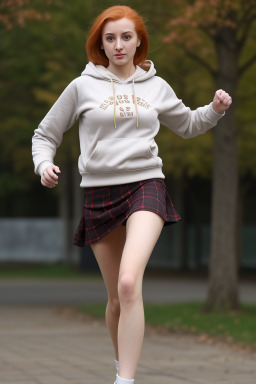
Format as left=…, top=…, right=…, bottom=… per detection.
left=0, top=263, right=101, bottom=279
left=78, top=301, right=256, bottom=348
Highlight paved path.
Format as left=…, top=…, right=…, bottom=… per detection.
left=0, top=305, right=255, bottom=384
left=0, top=277, right=255, bottom=305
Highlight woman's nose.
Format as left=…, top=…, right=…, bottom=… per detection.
left=115, top=38, right=123, bottom=50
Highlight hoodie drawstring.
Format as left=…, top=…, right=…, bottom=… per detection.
left=109, top=76, right=139, bottom=129
left=109, top=76, right=117, bottom=129
left=132, top=78, right=139, bottom=129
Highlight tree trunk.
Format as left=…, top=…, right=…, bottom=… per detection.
left=205, top=27, right=240, bottom=311
left=177, top=176, right=189, bottom=271
left=59, top=155, right=74, bottom=267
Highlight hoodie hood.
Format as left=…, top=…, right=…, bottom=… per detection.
left=81, top=60, right=156, bottom=128
left=81, top=59, right=156, bottom=82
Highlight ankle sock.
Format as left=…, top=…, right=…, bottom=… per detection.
left=114, top=358, right=119, bottom=372
left=115, top=373, right=135, bottom=384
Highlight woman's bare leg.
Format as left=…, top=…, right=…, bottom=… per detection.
left=118, top=211, right=165, bottom=380
left=90, top=224, right=126, bottom=361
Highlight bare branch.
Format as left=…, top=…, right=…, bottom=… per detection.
left=198, top=25, right=216, bottom=39
left=183, top=47, right=217, bottom=80
left=238, top=1, right=256, bottom=27
left=238, top=52, right=256, bottom=77
left=237, top=14, right=256, bottom=52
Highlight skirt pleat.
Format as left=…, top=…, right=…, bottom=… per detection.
left=73, top=178, right=181, bottom=247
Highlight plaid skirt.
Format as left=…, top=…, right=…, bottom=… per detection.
left=73, top=178, right=181, bottom=247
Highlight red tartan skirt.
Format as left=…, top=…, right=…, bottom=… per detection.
left=73, top=178, right=181, bottom=247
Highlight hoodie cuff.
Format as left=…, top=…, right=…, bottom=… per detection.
left=37, top=161, right=54, bottom=176
left=209, top=102, right=225, bottom=119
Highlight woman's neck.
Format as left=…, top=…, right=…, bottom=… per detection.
left=106, top=63, right=136, bottom=81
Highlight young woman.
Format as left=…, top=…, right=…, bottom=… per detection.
left=32, top=5, right=232, bottom=384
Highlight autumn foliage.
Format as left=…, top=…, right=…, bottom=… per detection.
left=0, top=0, right=51, bottom=29
left=162, top=0, right=256, bottom=57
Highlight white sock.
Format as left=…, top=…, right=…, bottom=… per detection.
left=115, top=373, right=135, bottom=384
left=114, top=358, right=119, bottom=372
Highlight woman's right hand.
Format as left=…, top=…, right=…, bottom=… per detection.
left=41, top=165, right=61, bottom=188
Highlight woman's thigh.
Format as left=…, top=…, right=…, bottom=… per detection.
left=120, top=211, right=164, bottom=281
left=90, top=224, right=126, bottom=299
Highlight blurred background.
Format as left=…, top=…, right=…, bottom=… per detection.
left=0, top=0, right=255, bottom=280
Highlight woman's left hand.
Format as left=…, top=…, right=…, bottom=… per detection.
left=212, top=89, right=232, bottom=114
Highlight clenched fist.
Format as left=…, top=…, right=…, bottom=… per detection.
left=41, top=165, right=61, bottom=188
left=212, top=89, right=232, bottom=114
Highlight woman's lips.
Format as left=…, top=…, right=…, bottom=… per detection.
left=115, top=54, right=125, bottom=58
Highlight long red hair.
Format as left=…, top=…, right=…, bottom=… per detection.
left=86, top=5, right=149, bottom=68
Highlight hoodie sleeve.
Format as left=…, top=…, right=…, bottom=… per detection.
left=32, top=79, right=79, bottom=175
left=157, top=79, right=224, bottom=139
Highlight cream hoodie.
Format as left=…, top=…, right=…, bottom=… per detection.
left=32, top=60, right=224, bottom=187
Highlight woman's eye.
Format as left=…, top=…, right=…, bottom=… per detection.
left=106, top=35, right=131, bottom=42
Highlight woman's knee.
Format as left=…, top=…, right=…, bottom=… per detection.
left=118, top=272, right=141, bottom=303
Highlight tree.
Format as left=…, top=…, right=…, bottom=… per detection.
left=0, top=0, right=50, bottom=30
left=161, top=0, right=256, bottom=311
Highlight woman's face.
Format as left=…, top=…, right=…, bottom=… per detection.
left=101, top=17, right=140, bottom=69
